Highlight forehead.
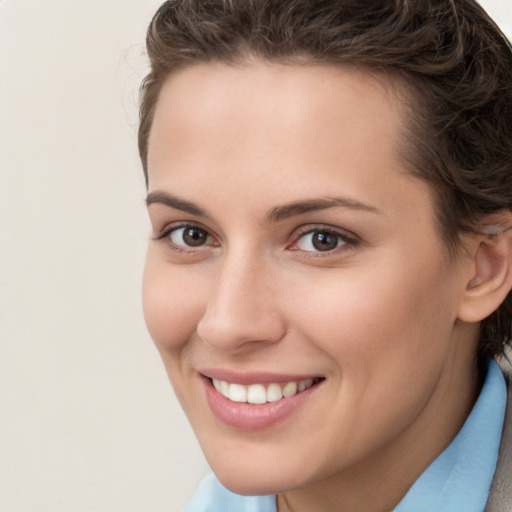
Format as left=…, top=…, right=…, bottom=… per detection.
left=147, top=61, right=426, bottom=220
left=148, top=62, right=405, bottom=171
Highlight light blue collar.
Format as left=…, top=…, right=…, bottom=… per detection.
left=393, top=359, right=506, bottom=512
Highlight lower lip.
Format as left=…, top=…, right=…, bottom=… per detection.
left=203, top=378, right=322, bottom=430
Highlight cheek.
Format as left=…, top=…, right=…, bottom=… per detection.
left=294, top=257, right=458, bottom=372
left=287, top=267, right=460, bottom=451
left=142, top=256, right=205, bottom=354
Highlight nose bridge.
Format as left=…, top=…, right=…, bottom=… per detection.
left=197, top=245, right=286, bottom=350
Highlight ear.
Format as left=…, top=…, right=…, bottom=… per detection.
left=457, top=212, right=512, bottom=323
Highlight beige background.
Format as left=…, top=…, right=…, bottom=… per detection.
left=1, top=1, right=511, bottom=511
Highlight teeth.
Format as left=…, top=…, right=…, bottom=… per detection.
left=219, top=379, right=229, bottom=396
left=228, top=383, right=247, bottom=403
left=266, top=383, right=283, bottom=402
left=298, top=378, right=313, bottom=392
left=247, top=384, right=267, bottom=404
left=212, top=377, right=317, bottom=404
left=282, top=381, right=298, bottom=397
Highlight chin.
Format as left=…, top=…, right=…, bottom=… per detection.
left=214, top=467, right=293, bottom=496
left=203, top=444, right=313, bottom=497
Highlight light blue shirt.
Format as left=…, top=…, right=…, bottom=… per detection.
left=183, top=360, right=506, bottom=512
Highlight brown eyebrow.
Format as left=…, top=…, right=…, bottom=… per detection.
left=146, top=191, right=380, bottom=222
left=266, top=197, right=380, bottom=222
left=145, top=191, right=210, bottom=218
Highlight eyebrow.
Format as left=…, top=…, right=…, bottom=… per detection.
left=146, top=190, right=210, bottom=218
left=266, top=197, right=381, bottom=222
left=146, top=190, right=380, bottom=221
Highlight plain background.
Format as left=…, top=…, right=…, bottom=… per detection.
left=0, top=1, right=511, bottom=511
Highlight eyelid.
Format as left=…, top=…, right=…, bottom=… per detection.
left=153, top=221, right=220, bottom=257
left=288, top=224, right=360, bottom=253
left=153, top=221, right=215, bottom=241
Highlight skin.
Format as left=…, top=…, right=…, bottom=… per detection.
left=143, top=62, right=486, bottom=512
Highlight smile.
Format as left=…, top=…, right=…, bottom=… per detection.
left=203, top=373, right=325, bottom=429
left=212, top=377, right=319, bottom=404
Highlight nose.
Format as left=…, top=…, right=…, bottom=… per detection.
left=196, top=252, right=287, bottom=352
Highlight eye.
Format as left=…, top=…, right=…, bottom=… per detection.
left=170, top=225, right=210, bottom=247
left=292, top=228, right=356, bottom=253
left=155, top=223, right=218, bottom=253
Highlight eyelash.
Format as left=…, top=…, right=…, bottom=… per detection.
left=154, top=222, right=359, bottom=257
left=154, top=222, right=218, bottom=254
left=288, top=226, right=359, bottom=256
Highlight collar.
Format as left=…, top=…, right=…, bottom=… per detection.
left=394, top=359, right=507, bottom=512
left=485, top=355, right=512, bottom=512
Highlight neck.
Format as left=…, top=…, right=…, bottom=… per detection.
left=277, top=327, right=482, bottom=512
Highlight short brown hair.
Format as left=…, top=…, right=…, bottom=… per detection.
left=139, top=0, right=512, bottom=357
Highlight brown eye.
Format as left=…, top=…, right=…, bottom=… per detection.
left=295, top=229, right=346, bottom=252
left=311, top=231, right=340, bottom=251
left=170, top=226, right=210, bottom=247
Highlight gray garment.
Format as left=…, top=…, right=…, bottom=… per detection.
left=485, top=357, right=512, bottom=512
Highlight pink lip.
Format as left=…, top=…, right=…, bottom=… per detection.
left=199, top=368, right=319, bottom=385
left=201, top=374, right=323, bottom=430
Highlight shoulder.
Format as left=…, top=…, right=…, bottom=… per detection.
left=183, top=472, right=276, bottom=512
left=485, top=356, right=512, bottom=512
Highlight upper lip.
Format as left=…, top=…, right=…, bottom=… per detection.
left=199, top=368, right=323, bottom=385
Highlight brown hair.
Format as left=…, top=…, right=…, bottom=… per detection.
left=139, top=0, right=512, bottom=357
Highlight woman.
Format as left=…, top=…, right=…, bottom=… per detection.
left=139, top=1, right=512, bottom=510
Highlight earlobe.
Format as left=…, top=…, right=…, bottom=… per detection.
left=458, top=214, right=512, bottom=323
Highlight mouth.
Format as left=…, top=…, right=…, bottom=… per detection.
left=200, top=372, right=325, bottom=429
left=210, top=377, right=322, bottom=404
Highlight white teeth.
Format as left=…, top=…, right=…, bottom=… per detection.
left=219, top=379, right=229, bottom=396
left=213, top=378, right=230, bottom=397
left=212, top=377, right=317, bottom=404
left=266, top=383, right=283, bottom=402
left=282, top=381, right=298, bottom=397
left=298, top=378, right=313, bottom=392
left=228, top=383, right=247, bottom=403
left=247, top=384, right=267, bottom=404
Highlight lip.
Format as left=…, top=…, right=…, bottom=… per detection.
left=200, top=368, right=320, bottom=385
left=200, top=372, right=324, bottom=430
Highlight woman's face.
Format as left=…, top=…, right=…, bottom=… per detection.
left=143, top=62, right=478, bottom=497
